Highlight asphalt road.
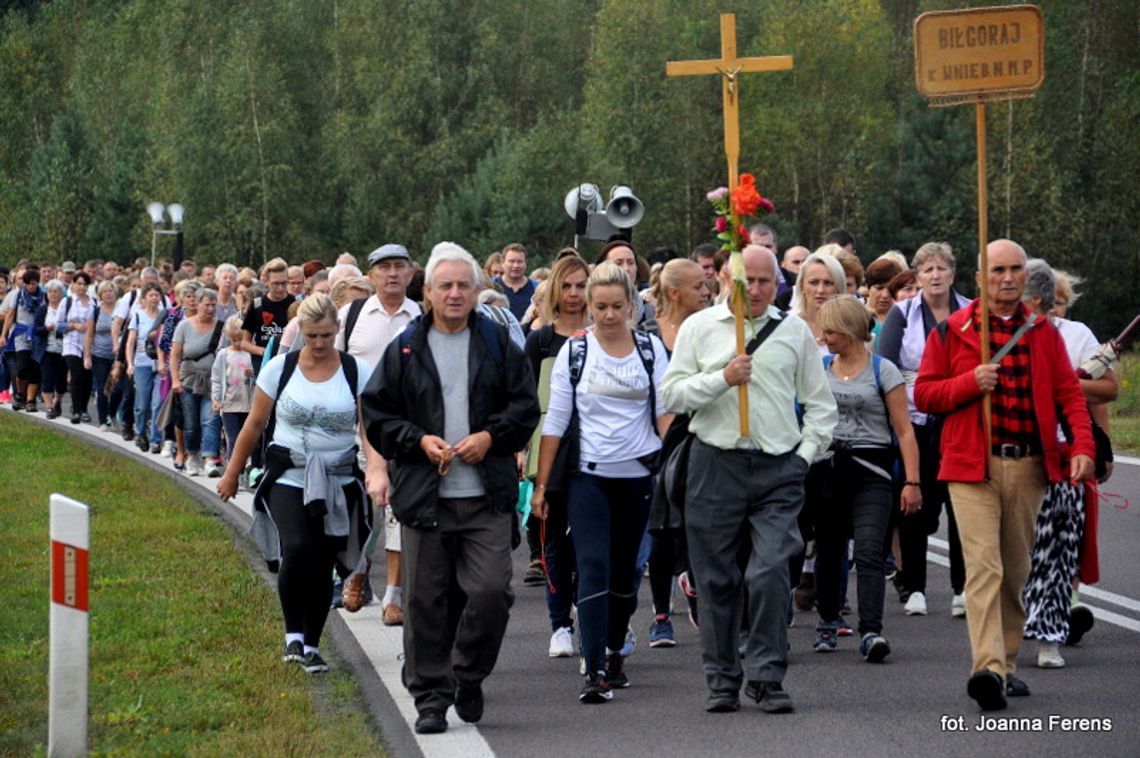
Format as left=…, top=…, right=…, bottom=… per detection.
left=12, top=404, right=1139, bottom=758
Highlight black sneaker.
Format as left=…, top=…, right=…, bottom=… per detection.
left=454, top=683, right=484, bottom=723
left=151, top=443, right=162, bottom=454
left=603, top=651, right=630, bottom=689
left=70, top=413, right=81, bottom=424
left=80, top=412, right=91, bottom=423
left=745, top=680, right=795, bottom=713
left=282, top=640, right=304, bottom=663
left=523, top=559, right=545, bottom=586
left=302, top=651, right=329, bottom=673
left=579, top=675, right=613, bottom=704
left=11, top=396, right=25, bottom=411
left=415, top=709, right=448, bottom=734
left=706, top=689, right=740, bottom=713
left=1066, top=605, right=1094, bottom=645
left=135, top=436, right=149, bottom=452
left=967, top=669, right=1007, bottom=711
left=122, top=426, right=135, bottom=442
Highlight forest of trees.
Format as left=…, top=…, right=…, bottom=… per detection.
left=1, top=0, right=1137, bottom=335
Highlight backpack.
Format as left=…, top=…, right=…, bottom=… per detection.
left=342, top=296, right=368, bottom=348
left=396, top=312, right=506, bottom=371
left=265, top=349, right=359, bottom=448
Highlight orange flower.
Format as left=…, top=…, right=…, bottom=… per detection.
left=732, top=182, right=761, bottom=217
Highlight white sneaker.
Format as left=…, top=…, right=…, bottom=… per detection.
left=1037, top=641, right=1066, bottom=668
left=951, top=593, right=966, bottom=618
left=904, top=591, right=928, bottom=616
left=549, top=626, right=574, bottom=658
left=187, top=454, right=204, bottom=476
left=205, top=458, right=221, bottom=478
left=161, top=440, right=174, bottom=458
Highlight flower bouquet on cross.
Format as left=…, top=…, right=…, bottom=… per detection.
left=707, top=173, right=775, bottom=334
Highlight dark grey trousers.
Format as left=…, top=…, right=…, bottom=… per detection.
left=685, top=438, right=807, bottom=692
left=401, top=497, right=514, bottom=712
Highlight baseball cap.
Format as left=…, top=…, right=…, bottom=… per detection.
left=60, top=261, right=77, bottom=272
left=368, top=244, right=411, bottom=267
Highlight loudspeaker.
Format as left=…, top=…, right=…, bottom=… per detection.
left=605, top=186, right=644, bottom=228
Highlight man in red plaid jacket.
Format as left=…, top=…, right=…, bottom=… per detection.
left=915, top=238, right=1095, bottom=712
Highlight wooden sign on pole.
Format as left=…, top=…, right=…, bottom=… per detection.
left=666, top=13, right=793, bottom=439
left=914, top=4, right=1044, bottom=453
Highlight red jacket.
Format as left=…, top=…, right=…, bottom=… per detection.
left=914, top=300, right=1094, bottom=483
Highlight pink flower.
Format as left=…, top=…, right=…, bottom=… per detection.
left=758, top=197, right=775, bottom=215
left=706, top=187, right=729, bottom=201
left=715, top=215, right=729, bottom=233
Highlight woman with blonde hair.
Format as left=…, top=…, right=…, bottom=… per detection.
left=531, top=262, right=670, bottom=702
left=808, top=296, right=921, bottom=660
left=791, top=248, right=847, bottom=354
left=217, top=293, right=373, bottom=674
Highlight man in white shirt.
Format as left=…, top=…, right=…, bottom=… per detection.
left=663, top=244, right=836, bottom=715
left=337, top=243, right=422, bottom=626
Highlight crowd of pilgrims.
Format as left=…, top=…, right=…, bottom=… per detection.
left=0, top=225, right=1117, bottom=721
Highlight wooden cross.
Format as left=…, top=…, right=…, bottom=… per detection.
left=666, top=13, right=793, bottom=192
left=666, top=13, right=792, bottom=440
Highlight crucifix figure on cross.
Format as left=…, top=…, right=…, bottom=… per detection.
left=666, top=13, right=793, bottom=192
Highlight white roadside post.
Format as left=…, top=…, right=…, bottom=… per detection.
left=49, top=494, right=90, bottom=758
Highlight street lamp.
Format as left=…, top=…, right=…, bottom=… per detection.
left=146, top=202, right=185, bottom=267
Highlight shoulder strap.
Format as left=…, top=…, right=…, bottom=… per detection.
left=129, top=290, right=138, bottom=309
left=633, top=330, right=657, bottom=425
left=745, top=313, right=784, bottom=355
left=475, top=313, right=505, bottom=368
left=339, top=350, right=359, bottom=397
left=538, top=323, right=555, bottom=356
left=822, top=354, right=834, bottom=370
left=93, top=305, right=100, bottom=323
left=343, top=297, right=367, bottom=347
left=207, top=321, right=224, bottom=355
left=990, top=313, right=1039, bottom=364
left=276, top=349, right=301, bottom=398
left=398, top=321, right=416, bottom=369
left=568, top=333, right=588, bottom=387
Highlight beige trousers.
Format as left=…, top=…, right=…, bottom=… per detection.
left=948, top=455, right=1046, bottom=678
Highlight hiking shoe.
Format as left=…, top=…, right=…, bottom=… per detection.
left=579, top=675, right=613, bottom=704
left=135, top=436, right=150, bottom=452
left=706, top=689, right=740, bottom=713
left=282, top=640, right=304, bottom=663
left=951, top=593, right=967, bottom=617
left=1036, top=641, right=1065, bottom=669
left=11, top=397, right=25, bottom=411
left=1066, top=605, right=1094, bottom=645
left=860, top=633, right=891, bottom=663
left=523, top=559, right=546, bottom=586
left=620, top=626, right=636, bottom=658
left=382, top=603, right=404, bottom=626
left=835, top=616, right=854, bottom=637
left=904, top=591, right=928, bottom=616
left=26, top=401, right=38, bottom=413
left=122, top=426, right=134, bottom=442
left=302, top=651, right=329, bottom=673
left=454, top=683, right=484, bottom=723
left=648, top=614, right=676, bottom=648
left=745, top=680, right=795, bottom=713
left=604, top=651, right=630, bottom=689
left=415, top=709, right=448, bottom=734
left=677, top=572, right=699, bottom=628
left=967, top=669, right=1007, bottom=711
left=794, top=572, right=816, bottom=611
left=813, top=622, right=838, bottom=653
left=187, top=454, right=204, bottom=476
left=70, top=413, right=81, bottom=424
left=549, top=626, right=574, bottom=658
left=1005, top=674, right=1030, bottom=697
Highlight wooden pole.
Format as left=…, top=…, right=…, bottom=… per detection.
left=976, top=99, right=992, bottom=455
left=733, top=281, right=749, bottom=438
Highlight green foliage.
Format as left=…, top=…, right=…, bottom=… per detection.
left=0, top=0, right=1136, bottom=336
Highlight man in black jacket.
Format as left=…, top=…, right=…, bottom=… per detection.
left=361, top=241, right=539, bottom=735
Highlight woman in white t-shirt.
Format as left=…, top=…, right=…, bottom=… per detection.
left=217, top=293, right=373, bottom=675
left=531, top=262, right=671, bottom=703
left=808, top=296, right=921, bottom=662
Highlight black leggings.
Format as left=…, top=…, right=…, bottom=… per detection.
left=65, top=355, right=92, bottom=417
left=648, top=528, right=688, bottom=616
left=266, top=484, right=340, bottom=648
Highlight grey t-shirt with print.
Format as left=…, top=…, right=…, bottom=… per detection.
left=427, top=327, right=485, bottom=499
left=827, top=355, right=905, bottom=447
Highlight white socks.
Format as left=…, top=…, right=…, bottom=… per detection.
left=382, top=585, right=402, bottom=608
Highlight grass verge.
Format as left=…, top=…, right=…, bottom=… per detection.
left=0, top=414, right=383, bottom=756
left=1109, top=353, right=1139, bottom=455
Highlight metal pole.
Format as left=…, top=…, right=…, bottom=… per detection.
left=49, top=494, right=89, bottom=758
left=150, top=228, right=158, bottom=269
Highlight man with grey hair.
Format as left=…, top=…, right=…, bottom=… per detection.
left=663, top=244, right=836, bottom=714
left=362, top=241, right=538, bottom=735
left=916, top=239, right=1095, bottom=711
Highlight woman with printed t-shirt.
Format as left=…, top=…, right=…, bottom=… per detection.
left=531, top=262, right=670, bottom=704
left=171, top=288, right=223, bottom=476
left=217, top=294, right=372, bottom=674
left=808, top=296, right=921, bottom=662
left=125, top=282, right=167, bottom=453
